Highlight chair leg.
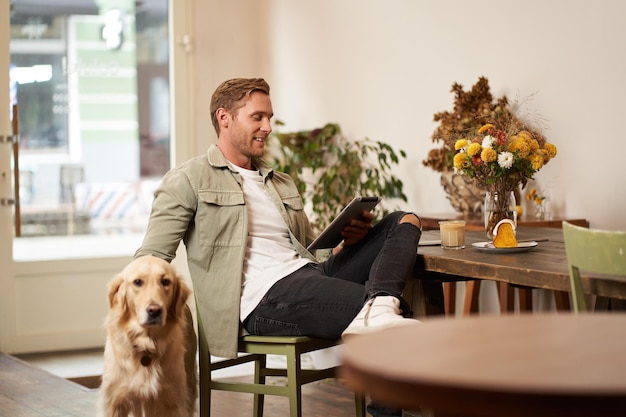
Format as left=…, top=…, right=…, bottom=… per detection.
left=198, top=329, right=211, bottom=416
left=355, top=391, right=366, bottom=417
left=285, top=344, right=303, bottom=417
left=570, top=268, right=587, bottom=312
left=253, top=354, right=266, bottom=417
left=595, top=296, right=610, bottom=311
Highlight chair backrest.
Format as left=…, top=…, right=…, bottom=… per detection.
left=562, top=221, right=626, bottom=312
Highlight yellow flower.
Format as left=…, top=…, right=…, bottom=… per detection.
left=478, top=123, right=495, bottom=134
left=450, top=115, right=556, bottom=194
left=481, top=147, right=497, bottom=163
left=541, top=149, right=552, bottom=163
left=508, top=137, right=530, bottom=158
left=530, top=153, right=544, bottom=170
left=527, top=188, right=547, bottom=206
left=467, top=142, right=482, bottom=157
left=454, top=139, right=468, bottom=150
left=543, top=143, right=557, bottom=158
left=453, top=152, right=467, bottom=169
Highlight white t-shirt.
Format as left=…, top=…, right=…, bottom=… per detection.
left=230, top=163, right=311, bottom=320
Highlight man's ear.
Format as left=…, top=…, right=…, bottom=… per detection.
left=216, top=108, right=230, bottom=129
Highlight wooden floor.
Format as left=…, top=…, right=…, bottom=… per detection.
left=210, top=377, right=364, bottom=417
left=1, top=352, right=423, bottom=417
left=0, top=352, right=97, bottom=417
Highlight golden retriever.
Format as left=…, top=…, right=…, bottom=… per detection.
left=98, top=255, right=197, bottom=417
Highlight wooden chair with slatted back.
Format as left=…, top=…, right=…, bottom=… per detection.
left=197, top=311, right=366, bottom=417
left=562, top=221, right=626, bottom=312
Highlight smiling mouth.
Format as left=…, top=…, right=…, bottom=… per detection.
left=254, top=137, right=265, bottom=143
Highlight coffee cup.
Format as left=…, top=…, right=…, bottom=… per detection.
left=439, top=220, right=466, bottom=249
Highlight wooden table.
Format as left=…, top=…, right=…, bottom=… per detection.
left=414, top=227, right=626, bottom=316
left=341, top=313, right=626, bottom=417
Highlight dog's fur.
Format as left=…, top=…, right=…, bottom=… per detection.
left=98, top=255, right=197, bottom=417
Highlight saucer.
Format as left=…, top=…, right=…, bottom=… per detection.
left=471, top=241, right=538, bottom=253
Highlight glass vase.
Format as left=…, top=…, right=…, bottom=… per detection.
left=484, top=190, right=517, bottom=240
left=440, top=169, right=486, bottom=215
left=534, top=197, right=551, bottom=220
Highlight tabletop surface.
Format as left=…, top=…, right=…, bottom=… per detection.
left=416, top=227, right=626, bottom=299
left=341, top=313, right=626, bottom=417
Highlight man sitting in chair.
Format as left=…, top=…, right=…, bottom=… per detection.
left=135, top=78, right=422, bottom=417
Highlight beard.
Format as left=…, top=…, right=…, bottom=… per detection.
left=230, top=127, right=265, bottom=159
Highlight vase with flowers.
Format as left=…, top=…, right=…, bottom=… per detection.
left=423, top=77, right=501, bottom=215
left=453, top=123, right=558, bottom=239
left=527, top=188, right=550, bottom=220
left=423, top=77, right=549, bottom=218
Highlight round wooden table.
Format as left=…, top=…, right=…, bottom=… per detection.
left=340, top=314, right=626, bottom=417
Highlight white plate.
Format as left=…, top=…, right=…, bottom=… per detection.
left=419, top=239, right=442, bottom=246
left=471, top=241, right=538, bottom=253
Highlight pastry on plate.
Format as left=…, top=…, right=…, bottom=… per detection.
left=493, top=219, right=517, bottom=248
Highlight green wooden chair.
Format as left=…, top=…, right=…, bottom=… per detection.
left=562, top=221, right=626, bottom=312
left=197, top=312, right=366, bottom=417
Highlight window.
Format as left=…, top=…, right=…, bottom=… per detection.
left=10, top=0, right=169, bottom=238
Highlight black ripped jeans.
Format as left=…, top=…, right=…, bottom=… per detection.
left=243, top=211, right=421, bottom=340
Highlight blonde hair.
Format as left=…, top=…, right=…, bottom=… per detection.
left=210, top=78, right=270, bottom=134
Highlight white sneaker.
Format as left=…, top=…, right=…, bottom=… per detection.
left=342, top=296, right=419, bottom=338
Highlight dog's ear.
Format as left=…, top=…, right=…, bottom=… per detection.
left=169, top=273, right=191, bottom=320
left=108, top=273, right=127, bottom=310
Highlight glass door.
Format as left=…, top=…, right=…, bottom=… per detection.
left=0, top=0, right=192, bottom=354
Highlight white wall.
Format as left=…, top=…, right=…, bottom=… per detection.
left=196, top=0, right=626, bottom=230
left=192, top=0, right=266, bottom=154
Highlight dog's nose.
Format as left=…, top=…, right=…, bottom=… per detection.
left=146, top=304, right=162, bottom=319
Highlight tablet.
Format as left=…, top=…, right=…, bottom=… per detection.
left=307, top=196, right=381, bottom=250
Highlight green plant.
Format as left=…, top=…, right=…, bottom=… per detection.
left=265, top=122, right=407, bottom=232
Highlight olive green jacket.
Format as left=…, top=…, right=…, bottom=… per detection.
left=136, top=144, right=317, bottom=358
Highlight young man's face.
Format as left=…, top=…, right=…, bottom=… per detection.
left=220, top=91, right=273, bottom=168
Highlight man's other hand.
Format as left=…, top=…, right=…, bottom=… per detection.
left=341, top=210, right=374, bottom=246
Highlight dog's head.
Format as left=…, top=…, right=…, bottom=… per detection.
left=108, top=255, right=191, bottom=327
